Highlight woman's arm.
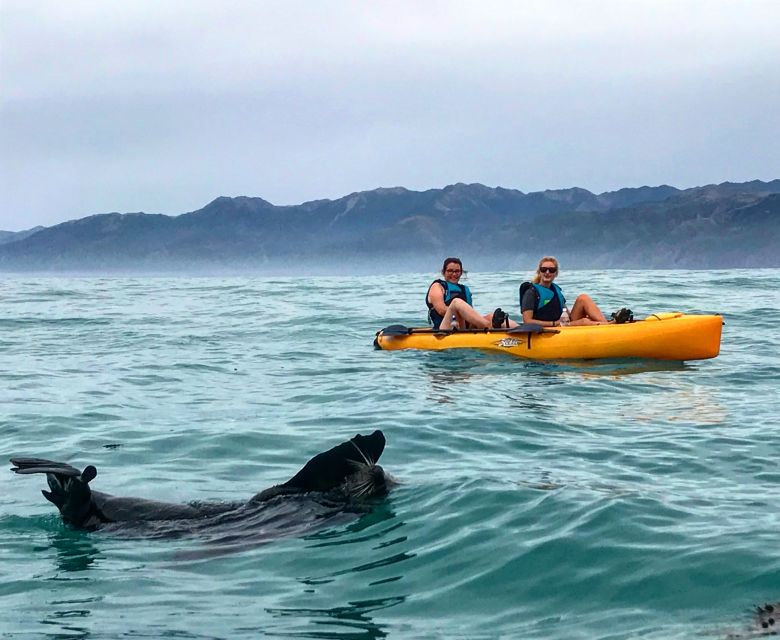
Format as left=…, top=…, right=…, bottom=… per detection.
left=427, top=283, right=448, bottom=317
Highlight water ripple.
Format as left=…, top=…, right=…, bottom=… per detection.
left=0, top=270, right=777, bottom=639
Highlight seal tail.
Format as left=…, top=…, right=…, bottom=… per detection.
left=10, top=457, right=98, bottom=527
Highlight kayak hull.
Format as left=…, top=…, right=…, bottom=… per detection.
left=374, top=313, right=722, bottom=361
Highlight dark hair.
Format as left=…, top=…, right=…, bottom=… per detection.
left=441, top=257, right=463, bottom=275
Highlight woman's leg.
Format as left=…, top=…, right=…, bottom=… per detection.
left=440, top=298, right=490, bottom=329
left=568, top=294, right=609, bottom=325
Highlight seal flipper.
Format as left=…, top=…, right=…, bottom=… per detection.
left=11, top=457, right=229, bottom=525
left=10, top=458, right=83, bottom=477
left=278, top=430, right=385, bottom=494
left=10, top=458, right=105, bottom=529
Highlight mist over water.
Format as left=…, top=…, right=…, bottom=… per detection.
left=1, top=269, right=778, bottom=639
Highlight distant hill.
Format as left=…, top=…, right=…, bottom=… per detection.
left=1, top=180, right=778, bottom=272
left=0, top=226, right=45, bottom=246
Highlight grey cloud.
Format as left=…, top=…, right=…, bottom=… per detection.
left=1, top=0, right=779, bottom=230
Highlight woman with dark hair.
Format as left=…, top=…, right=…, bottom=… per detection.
left=520, top=256, right=631, bottom=327
left=426, top=257, right=516, bottom=330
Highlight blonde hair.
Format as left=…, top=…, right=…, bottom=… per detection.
left=532, top=256, right=560, bottom=284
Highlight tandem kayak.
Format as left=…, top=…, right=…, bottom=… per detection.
left=374, top=313, right=723, bottom=362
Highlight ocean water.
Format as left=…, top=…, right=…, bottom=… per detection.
left=1, top=269, right=778, bottom=640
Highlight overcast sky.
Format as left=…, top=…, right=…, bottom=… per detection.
left=1, top=1, right=778, bottom=230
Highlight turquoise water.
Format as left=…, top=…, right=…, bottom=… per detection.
left=1, top=270, right=778, bottom=639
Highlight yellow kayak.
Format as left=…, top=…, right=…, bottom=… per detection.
left=374, top=313, right=722, bottom=361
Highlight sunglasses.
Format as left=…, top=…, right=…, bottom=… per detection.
left=445, top=269, right=462, bottom=274
left=539, top=267, right=557, bottom=274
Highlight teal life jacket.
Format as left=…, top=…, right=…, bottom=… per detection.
left=427, top=279, right=472, bottom=328
left=519, top=282, right=566, bottom=322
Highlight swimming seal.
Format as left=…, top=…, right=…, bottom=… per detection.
left=755, top=602, right=778, bottom=634
left=10, top=430, right=391, bottom=538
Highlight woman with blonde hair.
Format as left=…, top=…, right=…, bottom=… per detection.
left=520, top=256, right=631, bottom=327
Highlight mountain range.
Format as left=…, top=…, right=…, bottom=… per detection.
left=1, top=180, right=778, bottom=272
